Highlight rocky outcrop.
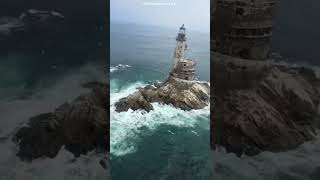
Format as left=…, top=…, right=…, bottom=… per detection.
left=0, top=0, right=106, bottom=22
left=20, top=9, right=64, bottom=31
left=0, top=7, right=106, bottom=60
left=13, top=82, right=108, bottom=161
left=212, top=63, right=320, bottom=156
left=0, top=9, right=64, bottom=36
left=115, top=78, right=210, bottom=112
left=0, top=9, right=64, bottom=53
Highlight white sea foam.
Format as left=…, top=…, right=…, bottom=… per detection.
left=0, top=140, right=105, bottom=180
left=212, top=133, right=320, bottom=180
left=110, top=64, right=131, bottom=73
left=110, top=81, right=210, bottom=156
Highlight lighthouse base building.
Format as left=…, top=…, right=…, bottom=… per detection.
left=171, top=59, right=196, bottom=81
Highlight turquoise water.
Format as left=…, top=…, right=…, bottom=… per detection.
left=110, top=22, right=211, bottom=179
left=109, top=22, right=320, bottom=180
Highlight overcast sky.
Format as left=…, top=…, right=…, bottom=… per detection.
left=111, top=0, right=210, bottom=33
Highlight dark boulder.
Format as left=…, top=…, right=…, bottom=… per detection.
left=14, top=112, right=64, bottom=161
left=115, top=92, right=154, bottom=112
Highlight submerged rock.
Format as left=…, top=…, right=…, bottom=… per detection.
left=20, top=9, right=64, bottom=32
left=212, top=63, right=320, bottom=156
left=115, top=78, right=210, bottom=112
left=13, top=82, right=108, bottom=161
left=0, top=9, right=64, bottom=53
left=0, top=9, right=64, bottom=37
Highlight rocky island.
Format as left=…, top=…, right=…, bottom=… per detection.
left=115, top=78, right=210, bottom=112
left=114, top=25, right=210, bottom=113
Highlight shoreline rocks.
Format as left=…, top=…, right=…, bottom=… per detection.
left=114, top=78, right=210, bottom=113
left=212, top=62, right=320, bottom=156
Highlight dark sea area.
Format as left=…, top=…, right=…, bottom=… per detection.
left=0, top=1, right=107, bottom=179
left=272, top=0, right=320, bottom=65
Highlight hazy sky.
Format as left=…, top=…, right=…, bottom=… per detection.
left=111, top=0, right=210, bottom=33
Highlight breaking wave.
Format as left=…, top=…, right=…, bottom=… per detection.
left=0, top=141, right=106, bottom=180
left=110, top=64, right=131, bottom=73
left=212, top=134, right=320, bottom=180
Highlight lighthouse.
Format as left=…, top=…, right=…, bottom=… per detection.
left=212, top=0, right=277, bottom=90
left=170, top=24, right=196, bottom=81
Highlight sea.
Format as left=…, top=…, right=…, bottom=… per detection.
left=110, top=21, right=320, bottom=180
left=0, top=18, right=319, bottom=180
left=0, top=28, right=107, bottom=179
left=110, top=22, right=211, bottom=179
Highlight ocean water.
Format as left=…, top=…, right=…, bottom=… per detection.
left=110, top=22, right=211, bottom=179
left=212, top=134, right=320, bottom=180
left=0, top=45, right=106, bottom=178
left=110, top=22, right=320, bottom=180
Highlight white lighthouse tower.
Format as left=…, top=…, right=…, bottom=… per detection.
left=173, top=24, right=187, bottom=68
left=170, top=24, right=196, bottom=81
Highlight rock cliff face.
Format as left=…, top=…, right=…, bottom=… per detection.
left=13, top=82, right=108, bottom=161
left=212, top=63, right=320, bottom=156
left=115, top=78, right=210, bottom=112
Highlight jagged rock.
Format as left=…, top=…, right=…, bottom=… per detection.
left=0, top=0, right=106, bottom=24
left=115, top=78, right=210, bottom=112
left=99, top=158, right=107, bottom=170
left=0, top=9, right=63, bottom=36
left=0, top=9, right=64, bottom=53
left=0, top=6, right=106, bottom=59
left=13, top=81, right=108, bottom=161
left=20, top=9, right=64, bottom=21
left=14, top=112, right=64, bottom=160
left=115, top=91, right=154, bottom=112
left=212, top=64, right=320, bottom=156
left=20, top=9, right=64, bottom=32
